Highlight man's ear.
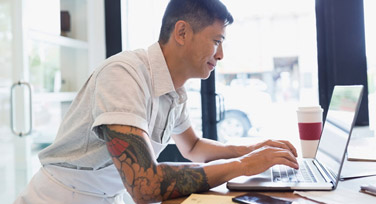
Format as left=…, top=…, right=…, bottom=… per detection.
left=173, top=20, right=192, bottom=46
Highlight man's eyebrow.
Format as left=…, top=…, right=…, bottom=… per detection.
left=217, top=34, right=225, bottom=41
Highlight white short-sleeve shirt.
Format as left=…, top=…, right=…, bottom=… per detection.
left=38, top=42, right=191, bottom=170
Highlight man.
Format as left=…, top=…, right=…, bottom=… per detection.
left=15, top=0, right=299, bottom=203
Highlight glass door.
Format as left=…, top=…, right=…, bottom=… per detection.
left=0, top=0, right=33, bottom=203
left=0, top=0, right=14, bottom=202
left=1, top=0, right=102, bottom=203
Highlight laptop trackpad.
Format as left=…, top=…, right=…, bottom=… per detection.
left=230, top=169, right=272, bottom=184
left=226, top=169, right=295, bottom=190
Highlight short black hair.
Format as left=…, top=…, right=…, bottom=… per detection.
left=158, top=0, right=233, bottom=44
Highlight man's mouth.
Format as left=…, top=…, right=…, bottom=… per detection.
left=208, top=62, right=216, bottom=69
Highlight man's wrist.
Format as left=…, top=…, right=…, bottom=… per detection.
left=230, top=144, right=253, bottom=157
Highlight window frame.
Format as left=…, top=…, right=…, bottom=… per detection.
left=316, top=0, right=369, bottom=126
left=105, top=0, right=122, bottom=58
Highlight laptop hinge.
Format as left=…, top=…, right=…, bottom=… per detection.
left=313, top=160, right=336, bottom=184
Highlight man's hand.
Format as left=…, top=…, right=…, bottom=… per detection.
left=240, top=144, right=299, bottom=176
left=234, top=139, right=299, bottom=176
left=250, top=139, right=298, bottom=157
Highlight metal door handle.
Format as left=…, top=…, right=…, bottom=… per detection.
left=10, top=81, right=32, bottom=137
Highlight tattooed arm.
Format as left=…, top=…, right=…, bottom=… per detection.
left=102, top=125, right=298, bottom=203
left=102, top=125, right=238, bottom=203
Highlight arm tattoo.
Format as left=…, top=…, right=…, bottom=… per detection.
left=102, top=126, right=210, bottom=202
left=159, top=165, right=210, bottom=198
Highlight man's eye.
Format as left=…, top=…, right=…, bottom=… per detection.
left=214, top=40, right=221, bottom=45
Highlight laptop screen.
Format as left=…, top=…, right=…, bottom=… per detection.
left=315, top=85, right=363, bottom=179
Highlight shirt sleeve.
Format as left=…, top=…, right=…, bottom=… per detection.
left=91, top=62, right=150, bottom=140
left=172, top=102, right=191, bottom=135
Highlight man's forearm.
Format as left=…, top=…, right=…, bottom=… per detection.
left=172, top=128, right=253, bottom=163
left=184, top=137, right=252, bottom=162
left=103, top=125, right=243, bottom=203
left=112, top=153, right=212, bottom=202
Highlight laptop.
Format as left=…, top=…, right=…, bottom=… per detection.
left=227, top=85, right=364, bottom=191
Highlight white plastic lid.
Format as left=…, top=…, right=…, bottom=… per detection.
left=297, top=106, right=323, bottom=112
left=297, top=105, right=323, bottom=123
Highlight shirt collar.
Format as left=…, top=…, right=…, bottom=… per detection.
left=147, top=42, right=188, bottom=104
left=147, top=42, right=175, bottom=97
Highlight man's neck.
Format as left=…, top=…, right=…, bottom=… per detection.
left=159, top=42, right=188, bottom=90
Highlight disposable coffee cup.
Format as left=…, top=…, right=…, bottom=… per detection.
left=297, top=106, right=323, bottom=158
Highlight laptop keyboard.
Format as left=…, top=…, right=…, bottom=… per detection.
left=272, top=160, right=317, bottom=183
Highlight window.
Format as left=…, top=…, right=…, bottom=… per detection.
left=119, top=0, right=370, bottom=148
left=121, top=0, right=168, bottom=50
left=216, top=0, right=318, bottom=143
left=121, top=0, right=319, bottom=143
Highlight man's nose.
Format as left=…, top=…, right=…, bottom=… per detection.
left=215, top=44, right=224, bottom=60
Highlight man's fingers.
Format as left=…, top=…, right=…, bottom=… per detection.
left=265, top=140, right=298, bottom=157
left=274, top=157, right=299, bottom=169
left=279, top=140, right=298, bottom=157
left=271, top=148, right=299, bottom=169
left=242, top=146, right=299, bottom=176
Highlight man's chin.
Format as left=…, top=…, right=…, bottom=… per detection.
left=202, top=70, right=214, bottom=79
left=190, top=70, right=213, bottom=80
left=197, top=74, right=210, bottom=80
